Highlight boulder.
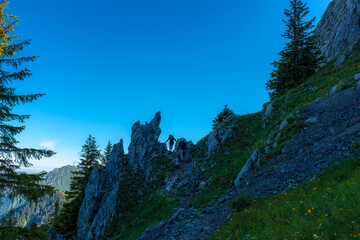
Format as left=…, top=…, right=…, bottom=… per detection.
left=206, top=131, right=219, bottom=157
left=329, top=85, right=339, bottom=95
left=279, top=119, right=289, bottom=130
left=198, top=181, right=207, bottom=190
left=263, top=102, right=273, bottom=118
left=305, top=116, right=318, bottom=124
left=165, top=176, right=178, bottom=192
left=355, top=73, right=360, bottom=81
left=234, top=150, right=262, bottom=185
left=355, top=73, right=360, bottom=88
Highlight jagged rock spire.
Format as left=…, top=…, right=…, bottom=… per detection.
left=128, top=111, right=167, bottom=170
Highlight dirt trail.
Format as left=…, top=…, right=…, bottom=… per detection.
left=163, top=150, right=196, bottom=209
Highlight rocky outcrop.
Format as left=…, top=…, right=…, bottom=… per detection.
left=77, top=112, right=168, bottom=240
left=234, top=86, right=360, bottom=195
left=206, top=114, right=236, bottom=157
left=315, top=0, right=360, bottom=64
left=128, top=111, right=167, bottom=171
left=263, top=101, right=273, bottom=118
left=234, top=150, right=262, bottom=185
left=77, top=140, right=124, bottom=240
left=77, top=164, right=103, bottom=239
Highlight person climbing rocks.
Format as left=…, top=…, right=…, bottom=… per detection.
left=177, top=138, right=187, bottom=161
left=166, top=134, right=177, bottom=151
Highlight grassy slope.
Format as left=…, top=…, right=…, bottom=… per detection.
left=193, top=45, right=360, bottom=209
left=104, top=45, right=360, bottom=239
left=211, top=148, right=360, bottom=240
left=209, top=45, right=360, bottom=238
left=104, top=156, right=178, bottom=240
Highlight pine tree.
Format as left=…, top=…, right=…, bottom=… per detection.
left=0, top=211, right=49, bottom=240
left=49, top=197, right=61, bottom=227
left=101, top=140, right=112, bottom=167
left=266, top=0, right=321, bottom=98
left=53, top=135, right=100, bottom=238
left=212, top=104, right=234, bottom=128
left=0, top=210, right=18, bottom=239
left=0, top=1, right=55, bottom=202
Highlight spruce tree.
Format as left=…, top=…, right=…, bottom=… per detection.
left=212, top=104, right=234, bottom=128
left=54, top=135, right=100, bottom=238
left=0, top=211, right=49, bottom=240
left=266, top=0, right=321, bottom=98
left=101, top=140, right=112, bottom=167
left=0, top=1, right=55, bottom=202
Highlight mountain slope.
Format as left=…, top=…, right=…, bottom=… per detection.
left=67, top=0, right=360, bottom=239
left=44, top=165, right=77, bottom=192
left=10, top=192, right=66, bottom=228
left=137, top=51, right=360, bottom=239
left=0, top=165, right=75, bottom=227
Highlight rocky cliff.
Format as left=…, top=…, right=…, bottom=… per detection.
left=315, top=0, right=360, bottom=65
left=77, top=112, right=170, bottom=239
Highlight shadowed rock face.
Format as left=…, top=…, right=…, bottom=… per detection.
left=77, top=112, right=167, bottom=240
left=77, top=141, right=124, bottom=240
left=128, top=111, right=167, bottom=171
left=315, top=0, right=360, bottom=63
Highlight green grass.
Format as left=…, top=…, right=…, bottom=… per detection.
left=103, top=157, right=178, bottom=240
left=208, top=48, right=360, bottom=238
left=193, top=44, right=360, bottom=209
left=211, top=149, right=360, bottom=240
left=192, top=113, right=268, bottom=208
left=105, top=190, right=178, bottom=240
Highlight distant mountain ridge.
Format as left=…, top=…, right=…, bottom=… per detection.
left=44, top=165, right=77, bottom=192
left=0, top=165, right=76, bottom=226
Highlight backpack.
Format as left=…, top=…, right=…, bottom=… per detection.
left=179, top=139, right=186, bottom=150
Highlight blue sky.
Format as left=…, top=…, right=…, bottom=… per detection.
left=11, top=0, right=331, bottom=172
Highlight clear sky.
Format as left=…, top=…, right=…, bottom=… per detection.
left=11, top=0, right=331, bottom=172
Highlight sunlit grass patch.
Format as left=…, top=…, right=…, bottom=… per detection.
left=211, top=150, right=360, bottom=240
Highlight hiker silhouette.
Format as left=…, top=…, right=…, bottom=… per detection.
left=166, top=134, right=177, bottom=151
left=177, top=138, right=187, bottom=161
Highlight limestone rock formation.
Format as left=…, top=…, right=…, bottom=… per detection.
left=128, top=111, right=167, bottom=172
left=263, top=101, right=273, bottom=118
left=77, top=140, right=124, bottom=240
left=315, top=0, right=360, bottom=64
left=77, top=112, right=168, bottom=240
left=77, top=164, right=103, bottom=239
left=234, top=150, right=262, bottom=185
left=206, top=114, right=236, bottom=157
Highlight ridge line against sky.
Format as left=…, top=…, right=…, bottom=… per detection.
left=11, top=0, right=331, bottom=172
